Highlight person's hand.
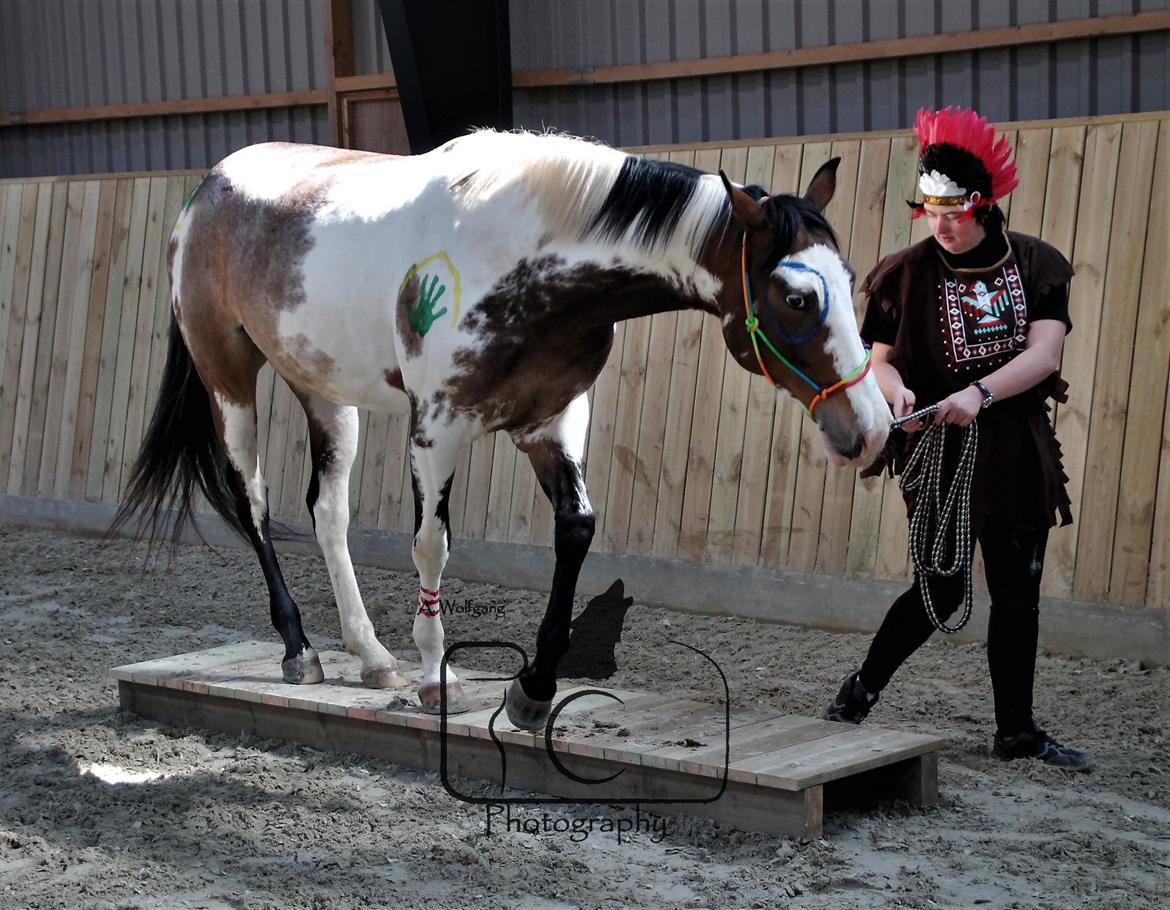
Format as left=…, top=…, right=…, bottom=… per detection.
left=892, top=387, right=922, bottom=433
left=934, top=386, right=983, bottom=427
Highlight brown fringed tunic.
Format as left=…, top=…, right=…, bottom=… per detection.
left=860, top=230, right=1075, bottom=531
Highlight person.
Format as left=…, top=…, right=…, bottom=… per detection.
left=822, top=107, right=1092, bottom=771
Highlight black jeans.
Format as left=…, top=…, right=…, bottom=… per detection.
left=859, top=521, right=1049, bottom=737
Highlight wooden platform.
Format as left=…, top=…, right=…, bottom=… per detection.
left=112, top=642, right=944, bottom=839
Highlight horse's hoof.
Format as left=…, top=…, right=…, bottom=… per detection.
left=418, top=680, right=468, bottom=714
left=361, top=666, right=411, bottom=689
left=504, top=678, right=552, bottom=731
left=282, top=648, right=325, bottom=685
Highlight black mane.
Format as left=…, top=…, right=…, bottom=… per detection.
left=585, top=156, right=716, bottom=251
left=583, top=156, right=837, bottom=261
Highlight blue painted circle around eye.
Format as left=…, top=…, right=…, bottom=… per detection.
left=757, top=259, right=831, bottom=346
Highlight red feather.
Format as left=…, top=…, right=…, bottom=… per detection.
left=914, top=106, right=1018, bottom=204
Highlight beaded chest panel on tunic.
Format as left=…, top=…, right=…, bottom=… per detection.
left=939, top=260, right=1027, bottom=374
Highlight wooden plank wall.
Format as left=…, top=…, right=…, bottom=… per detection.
left=0, top=112, right=1167, bottom=613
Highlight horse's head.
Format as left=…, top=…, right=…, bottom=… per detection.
left=715, top=161, right=889, bottom=466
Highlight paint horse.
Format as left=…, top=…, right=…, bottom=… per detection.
left=117, top=130, right=890, bottom=731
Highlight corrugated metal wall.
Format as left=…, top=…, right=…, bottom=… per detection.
left=508, top=0, right=1170, bottom=146
left=1, top=0, right=1167, bottom=177
left=0, top=0, right=328, bottom=177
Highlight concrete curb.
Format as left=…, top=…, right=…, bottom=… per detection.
left=2, top=494, right=1165, bottom=667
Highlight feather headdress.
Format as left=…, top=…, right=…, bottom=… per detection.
left=909, top=107, right=1018, bottom=219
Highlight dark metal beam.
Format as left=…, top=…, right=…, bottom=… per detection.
left=376, top=0, right=512, bottom=154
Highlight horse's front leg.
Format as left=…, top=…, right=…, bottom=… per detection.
left=505, top=395, right=595, bottom=730
left=409, top=435, right=468, bottom=713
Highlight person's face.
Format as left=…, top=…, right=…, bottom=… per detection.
left=924, top=204, right=986, bottom=254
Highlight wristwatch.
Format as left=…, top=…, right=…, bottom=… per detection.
left=972, top=380, right=995, bottom=409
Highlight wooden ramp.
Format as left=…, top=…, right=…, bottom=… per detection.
left=113, top=642, right=944, bottom=840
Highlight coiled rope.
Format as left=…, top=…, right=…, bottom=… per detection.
left=893, top=404, right=979, bottom=634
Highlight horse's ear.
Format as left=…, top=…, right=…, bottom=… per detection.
left=720, top=170, right=767, bottom=230
left=803, top=158, right=841, bottom=212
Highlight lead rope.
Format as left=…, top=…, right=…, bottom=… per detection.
left=894, top=404, right=979, bottom=634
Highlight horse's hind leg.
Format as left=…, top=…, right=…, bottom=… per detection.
left=504, top=393, right=595, bottom=730
left=296, top=390, right=408, bottom=689
left=194, top=344, right=324, bottom=685
left=408, top=432, right=467, bottom=713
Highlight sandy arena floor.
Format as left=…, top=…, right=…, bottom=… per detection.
left=0, top=527, right=1167, bottom=909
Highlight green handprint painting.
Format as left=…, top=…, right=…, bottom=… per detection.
left=398, top=252, right=461, bottom=346
left=408, top=272, right=449, bottom=337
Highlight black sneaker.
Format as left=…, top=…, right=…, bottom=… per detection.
left=992, top=722, right=1094, bottom=772
left=822, top=671, right=879, bottom=724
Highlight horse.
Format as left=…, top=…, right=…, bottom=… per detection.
left=115, top=129, right=890, bottom=731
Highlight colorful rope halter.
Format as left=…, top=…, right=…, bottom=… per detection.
left=740, top=233, right=872, bottom=420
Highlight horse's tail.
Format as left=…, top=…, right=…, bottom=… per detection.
left=111, top=318, right=247, bottom=550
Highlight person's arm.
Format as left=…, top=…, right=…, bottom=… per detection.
left=933, top=319, right=1066, bottom=426
left=871, top=342, right=923, bottom=431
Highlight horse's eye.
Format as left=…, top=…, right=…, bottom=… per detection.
left=786, top=293, right=808, bottom=311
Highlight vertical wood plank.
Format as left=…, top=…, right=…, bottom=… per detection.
left=625, top=310, right=679, bottom=556
left=1149, top=327, right=1170, bottom=610
left=83, top=178, right=134, bottom=501
left=813, top=139, right=862, bottom=576
left=263, top=377, right=297, bottom=515
left=145, top=176, right=196, bottom=400
left=1073, top=121, right=1157, bottom=602
left=484, top=430, right=518, bottom=543
left=293, top=404, right=315, bottom=526
left=0, top=185, right=44, bottom=491
left=55, top=180, right=103, bottom=499
left=116, top=176, right=170, bottom=496
left=652, top=307, right=704, bottom=559
left=38, top=180, right=87, bottom=496
left=704, top=146, right=751, bottom=565
left=1109, top=120, right=1168, bottom=605
left=100, top=176, right=153, bottom=502
left=785, top=142, right=834, bottom=573
left=583, top=322, right=625, bottom=548
left=6, top=182, right=59, bottom=495
left=650, top=149, right=702, bottom=561
left=377, top=410, right=411, bottom=532
left=277, top=394, right=310, bottom=524
left=731, top=144, right=780, bottom=567
left=458, top=434, right=494, bottom=540
left=448, top=437, right=476, bottom=541
left=507, top=433, right=537, bottom=545
left=356, top=410, right=391, bottom=528
left=66, top=180, right=119, bottom=498
left=396, top=417, right=418, bottom=534
left=1045, top=123, right=1123, bottom=599
left=1035, top=126, right=1087, bottom=599
left=759, top=143, right=807, bottom=569
left=1006, top=129, right=1053, bottom=237
left=676, top=146, right=731, bottom=562
left=845, top=137, right=893, bottom=577
left=0, top=186, right=28, bottom=402
left=21, top=181, right=69, bottom=495
left=0, top=188, right=12, bottom=357
left=871, top=133, right=920, bottom=583
left=602, top=309, right=654, bottom=554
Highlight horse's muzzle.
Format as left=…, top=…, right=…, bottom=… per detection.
left=820, top=420, right=889, bottom=468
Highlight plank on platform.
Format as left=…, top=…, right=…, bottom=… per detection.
left=113, top=643, right=943, bottom=840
